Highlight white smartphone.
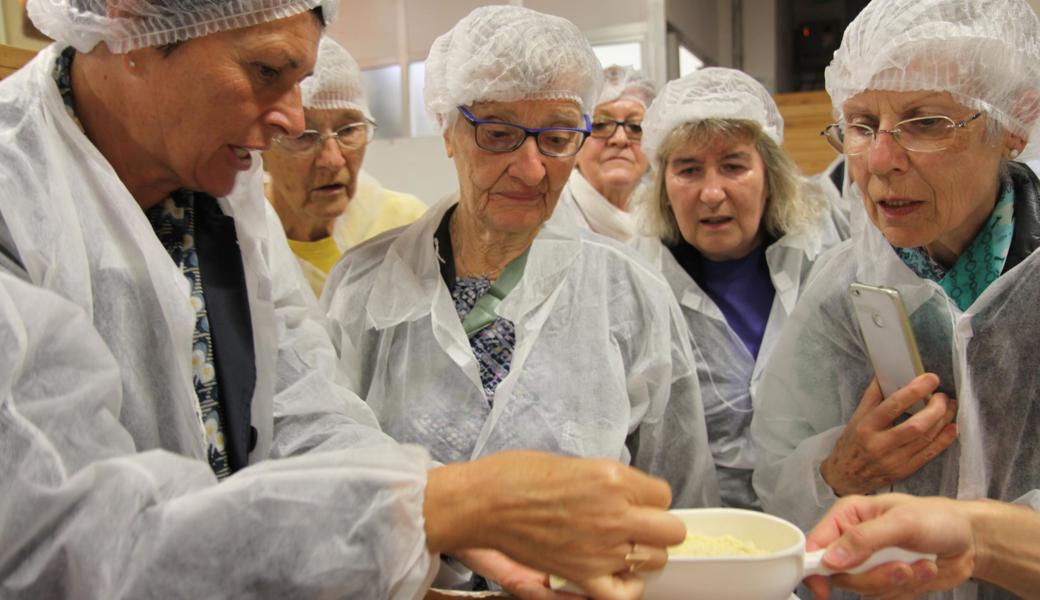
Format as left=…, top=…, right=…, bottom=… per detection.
left=848, top=283, right=925, bottom=408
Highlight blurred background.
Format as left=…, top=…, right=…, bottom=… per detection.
left=4, top=0, right=1040, bottom=201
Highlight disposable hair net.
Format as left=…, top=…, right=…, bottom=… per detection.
left=825, top=0, right=1040, bottom=156
left=27, top=0, right=340, bottom=54
left=597, top=64, right=656, bottom=109
left=302, top=36, right=373, bottom=122
left=642, top=67, right=784, bottom=165
left=424, top=5, right=603, bottom=130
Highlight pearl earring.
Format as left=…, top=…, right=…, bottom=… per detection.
left=1010, top=148, right=1021, bottom=159
left=128, top=60, right=137, bottom=68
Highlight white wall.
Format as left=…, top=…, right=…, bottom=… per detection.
left=666, top=0, right=723, bottom=65
left=525, top=0, right=648, bottom=32
left=326, top=2, right=399, bottom=68
left=363, top=136, right=457, bottom=206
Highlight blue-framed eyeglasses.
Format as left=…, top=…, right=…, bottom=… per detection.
left=456, top=106, right=591, bottom=157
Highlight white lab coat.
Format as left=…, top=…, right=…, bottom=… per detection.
left=635, top=207, right=841, bottom=510
left=549, top=169, right=644, bottom=243
left=323, top=196, right=720, bottom=508
left=750, top=174, right=1040, bottom=600
left=0, top=44, right=435, bottom=598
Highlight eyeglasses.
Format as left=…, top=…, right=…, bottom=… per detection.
left=821, top=112, right=983, bottom=155
left=456, top=106, right=591, bottom=157
left=590, top=118, right=643, bottom=141
left=274, top=119, right=376, bottom=153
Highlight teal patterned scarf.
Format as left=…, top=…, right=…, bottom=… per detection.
left=896, top=175, right=1015, bottom=311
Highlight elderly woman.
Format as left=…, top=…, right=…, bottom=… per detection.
left=324, top=6, right=719, bottom=516
left=549, top=65, right=655, bottom=243
left=0, top=1, right=687, bottom=597
left=750, top=1, right=1040, bottom=598
left=635, top=67, right=842, bottom=510
left=263, top=36, right=427, bottom=297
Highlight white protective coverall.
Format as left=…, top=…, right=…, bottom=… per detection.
left=750, top=166, right=1040, bottom=600
left=549, top=169, right=644, bottom=244
left=0, top=45, right=436, bottom=598
left=323, top=197, right=721, bottom=509
left=635, top=198, right=842, bottom=510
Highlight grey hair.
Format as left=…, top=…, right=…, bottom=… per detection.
left=642, top=118, right=825, bottom=245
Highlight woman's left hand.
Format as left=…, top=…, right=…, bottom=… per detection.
left=454, top=548, right=587, bottom=600
left=820, top=375, right=958, bottom=496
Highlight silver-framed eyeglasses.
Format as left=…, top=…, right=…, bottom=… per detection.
left=274, top=119, right=376, bottom=154
left=821, top=112, right=983, bottom=155
left=590, top=118, right=643, bottom=141
left=456, top=106, right=591, bottom=158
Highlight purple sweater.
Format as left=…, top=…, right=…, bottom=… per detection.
left=669, top=241, right=775, bottom=359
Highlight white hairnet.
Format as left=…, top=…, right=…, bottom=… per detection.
left=424, top=5, right=603, bottom=130
left=27, top=0, right=340, bottom=54
left=825, top=0, right=1040, bottom=149
left=642, top=67, right=784, bottom=165
left=302, top=36, right=373, bottom=121
left=597, top=65, right=656, bottom=109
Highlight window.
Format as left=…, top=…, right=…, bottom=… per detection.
left=592, top=42, right=643, bottom=70
left=679, top=44, right=704, bottom=76
left=361, top=65, right=404, bottom=139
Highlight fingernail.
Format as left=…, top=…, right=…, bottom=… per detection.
left=824, top=546, right=850, bottom=567
left=918, top=565, right=937, bottom=581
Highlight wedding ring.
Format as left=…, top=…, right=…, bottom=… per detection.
left=624, top=542, right=652, bottom=573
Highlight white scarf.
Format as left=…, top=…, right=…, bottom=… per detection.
left=568, top=170, right=639, bottom=242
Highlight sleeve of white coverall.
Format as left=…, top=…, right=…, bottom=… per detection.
left=0, top=270, right=437, bottom=600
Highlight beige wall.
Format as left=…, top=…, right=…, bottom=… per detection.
left=2, top=0, right=49, bottom=51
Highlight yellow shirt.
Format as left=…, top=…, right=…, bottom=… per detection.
left=287, top=235, right=341, bottom=285
left=291, top=171, right=427, bottom=296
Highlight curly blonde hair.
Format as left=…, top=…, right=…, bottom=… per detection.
left=642, top=119, right=825, bottom=245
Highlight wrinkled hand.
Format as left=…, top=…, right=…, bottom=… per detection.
left=425, top=450, right=684, bottom=600
left=804, top=494, right=975, bottom=600
left=821, top=374, right=957, bottom=496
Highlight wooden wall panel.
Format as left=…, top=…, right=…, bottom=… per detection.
left=0, top=45, right=35, bottom=81
left=774, top=89, right=841, bottom=176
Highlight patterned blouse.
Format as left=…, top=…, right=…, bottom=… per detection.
left=450, top=277, right=516, bottom=403
left=55, top=48, right=231, bottom=479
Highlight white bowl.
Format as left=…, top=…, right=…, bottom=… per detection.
left=552, top=507, right=931, bottom=600
left=642, top=508, right=806, bottom=600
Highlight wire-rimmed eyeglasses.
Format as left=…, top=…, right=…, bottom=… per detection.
left=821, top=112, right=983, bottom=155
left=274, top=119, right=377, bottom=154
left=590, top=118, right=644, bottom=141
left=457, top=106, right=591, bottom=158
